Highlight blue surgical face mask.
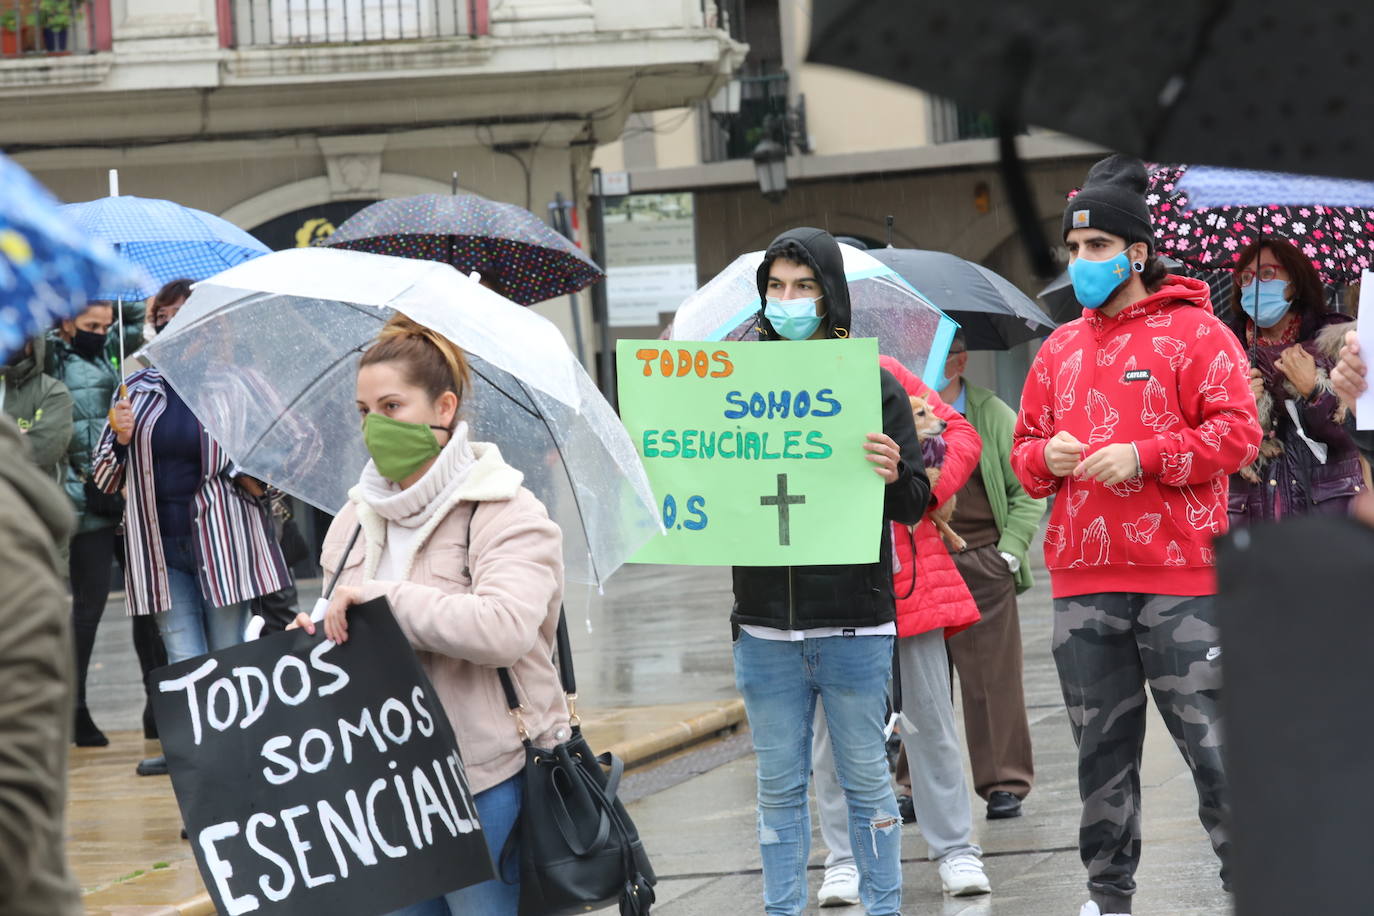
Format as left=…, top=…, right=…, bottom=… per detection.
left=764, top=296, right=823, bottom=341
left=1244, top=277, right=1291, bottom=328
left=1067, top=250, right=1134, bottom=309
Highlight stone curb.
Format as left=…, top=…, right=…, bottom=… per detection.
left=601, top=698, right=747, bottom=768
left=165, top=699, right=748, bottom=914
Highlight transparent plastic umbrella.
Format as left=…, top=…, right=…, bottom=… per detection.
left=142, top=247, right=657, bottom=588
left=669, top=243, right=959, bottom=387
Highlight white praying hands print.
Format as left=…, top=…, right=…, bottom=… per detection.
left=1200, top=350, right=1234, bottom=403
left=1153, top=336, right=1188, bottom=371
left=1096, top=333, right=1132, bottom=367
left=1086, top=389, right=1120, bottom=444
left=1056, top=349, right=1082, bottom=416
left=1141, top=377, right=1181, bottom=432
left=1122, top=512, right=1162, bottom=545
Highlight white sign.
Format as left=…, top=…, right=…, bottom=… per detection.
left=607, top=264, right=699, bottom=328
left=603, top=192, right=696, bottom=329
left=599, top=171, right=631, bottom=196
left=1356, top=269, right=1374, bottom=429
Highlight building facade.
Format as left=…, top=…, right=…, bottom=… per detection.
left=591, top=0, right=1104, bottom=407
left=1, top=0, right=744, bottom=342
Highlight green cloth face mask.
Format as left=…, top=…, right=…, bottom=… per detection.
left=363, top=412, right=449, bottom=483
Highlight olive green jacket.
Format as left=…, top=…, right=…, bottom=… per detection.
left=963, top=381, right=1047, bottom=595
left=0, top=337, right=73, bottom=483
left=0, top=417, right=82, bottom=915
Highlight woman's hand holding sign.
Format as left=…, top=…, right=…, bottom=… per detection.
left=287, top=585, right=365, bottom=644
left=864, top=432, right=902, bottom=484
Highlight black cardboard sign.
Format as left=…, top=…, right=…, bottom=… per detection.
left=151, top=597, right=495, bottom=916
left=1217, top=515, right=1374, bottom=915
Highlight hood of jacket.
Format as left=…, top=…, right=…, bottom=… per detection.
left=0, top=336, right=45, bottom=387
left=1081, top=274, right=1213, bottom=335
left=753, top=227, right=852, bottom=341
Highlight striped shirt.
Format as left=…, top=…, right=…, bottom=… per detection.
left=91, top=368, right=291, bottom=616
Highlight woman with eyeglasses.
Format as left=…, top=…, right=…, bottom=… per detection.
left=1226, top=237, right=1362, bottom=524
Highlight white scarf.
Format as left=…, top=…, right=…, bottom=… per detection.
left=357, top=420, right=476, bottom=530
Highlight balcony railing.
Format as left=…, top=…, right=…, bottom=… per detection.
left=702, top=71, right=789, bottom=163
left=223, top=0, right=487, bottom=49
left=0, top=0, right=112, bottom=59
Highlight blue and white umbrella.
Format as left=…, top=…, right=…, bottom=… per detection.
left=60, top=196, right=270, bottom=300
left=0, top=155, right=147, bottom=362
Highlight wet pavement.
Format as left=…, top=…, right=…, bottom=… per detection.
left=627, top=572, right=1235, bottom=915
left=74, top=554, right=1232, bottom=913
left=75, top=563, right=744, bottom=912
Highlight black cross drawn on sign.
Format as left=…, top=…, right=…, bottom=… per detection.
left=760, top=473, right=806, bottom=546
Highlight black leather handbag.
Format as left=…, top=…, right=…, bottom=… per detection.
left=497, top=612, right=656, bottom=916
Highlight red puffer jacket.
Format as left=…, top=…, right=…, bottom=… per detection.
left=880, top=356, right=982, bottom=638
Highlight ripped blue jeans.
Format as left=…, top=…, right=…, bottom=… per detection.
left=733, top=630, right=901, bottom=915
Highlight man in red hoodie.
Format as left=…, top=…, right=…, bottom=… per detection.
left=1010, top=155, right=1261, bottom=916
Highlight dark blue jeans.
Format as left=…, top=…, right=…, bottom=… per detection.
left=386, top=770, right=524, bottom=916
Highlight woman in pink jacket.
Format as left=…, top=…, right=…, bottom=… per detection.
left=293, top=314, right=568, bottom=916
left=811, top=355, right=989, bottom=906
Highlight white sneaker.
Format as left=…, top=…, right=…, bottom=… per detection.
left=938, top=852, right=991, bottom=896
left=1078, top=902, right=1128, bottom=916
left=817, top=862, right=861, bottom=907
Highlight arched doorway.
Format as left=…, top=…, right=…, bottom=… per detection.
left=247, top=200, right=379, bottom=250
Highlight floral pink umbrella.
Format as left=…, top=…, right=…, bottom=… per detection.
left=1146, top=164, right=1374, bottom=286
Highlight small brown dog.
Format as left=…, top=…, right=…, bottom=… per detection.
left=909, top=395, right=967, bottom=552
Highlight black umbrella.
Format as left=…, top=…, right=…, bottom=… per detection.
left=808, top=1, right=1374, bottom=276
left=867, top=247, right=1056, bottom=350
left=809, top=2, right=1372, bottom=181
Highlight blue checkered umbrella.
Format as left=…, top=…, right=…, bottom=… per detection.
left=0, top=155, right=147, bottom=362
left=60, top=196, right=270, bottom=300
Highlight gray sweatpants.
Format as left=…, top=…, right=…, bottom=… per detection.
left=1053, top=592, right=1230, bottom=914
left=814, top=629, right=981, bottom=865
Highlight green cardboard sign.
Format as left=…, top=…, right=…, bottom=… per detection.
left=617, top=338, right=884, bottom=566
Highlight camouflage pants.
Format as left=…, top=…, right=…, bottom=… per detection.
left=1052, top=593, right=1230, bottom=913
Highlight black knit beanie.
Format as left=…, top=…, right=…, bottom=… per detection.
left=1063, top=154, right=1154, bottom=252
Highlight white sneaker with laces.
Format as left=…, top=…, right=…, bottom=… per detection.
left=1078, top=902, right=1128, bottom=916
left=817, top=862, right=861, bottom=907
left=938, top=852, right=991, bottom=896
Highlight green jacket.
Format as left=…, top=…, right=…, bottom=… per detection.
left=963, top=381, right=1047, bottom=595
left=0, top=337, right=74, bottom=484
left=0, top=416, right=82, bottom=915
left=44, top=327, right=130, bottom=533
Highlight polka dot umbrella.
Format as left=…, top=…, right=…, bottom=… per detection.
left=323, top=193, right=604, bottom=306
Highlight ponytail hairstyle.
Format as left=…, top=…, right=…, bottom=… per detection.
left=359, top=314, right=471, bottom=427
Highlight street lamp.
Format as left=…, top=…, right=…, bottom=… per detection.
left=750, top=94, right=810, bottom=202
left=753, top=130, right=788, bottom=202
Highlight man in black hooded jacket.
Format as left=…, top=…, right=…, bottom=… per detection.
left=730, top=227, right=928, bottom=915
